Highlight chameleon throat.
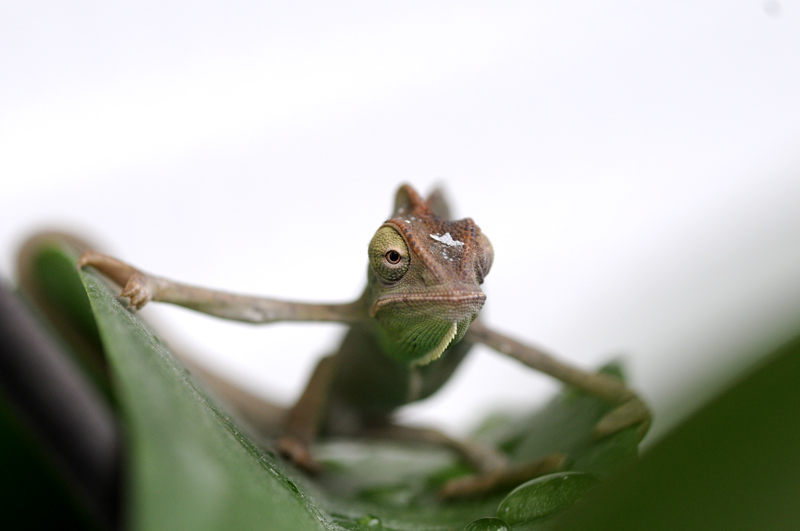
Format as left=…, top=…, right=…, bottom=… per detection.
left=410, top=321, right=459, bottom=367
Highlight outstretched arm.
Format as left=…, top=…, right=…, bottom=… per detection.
left=78, top=251, right=369, bottom=325
left=466, top=319, right=651, bottom=440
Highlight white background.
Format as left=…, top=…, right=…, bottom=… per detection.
left=2, top=2, right=799, bottom=443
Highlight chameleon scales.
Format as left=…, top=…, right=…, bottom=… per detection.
left=78, top=184, right=650, bottom=498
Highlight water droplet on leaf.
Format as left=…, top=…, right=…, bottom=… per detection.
left=356, top=514, right=382, bottom=527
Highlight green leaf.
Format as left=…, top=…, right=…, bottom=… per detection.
left=22, top=241, right=639, bottom=531
left=15, top=236, right=110, bottom=397
left=81, top=272, right=329, bottom=531
left=548, top=332, right=800, bottom=531
left=18, top=235, right=800, bottom=530
left=496, top=472, right=600, bottom=524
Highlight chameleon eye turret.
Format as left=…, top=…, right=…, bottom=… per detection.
left=368, top=226, right=410, bottom=283
left=475, top=232, right=494, bottom=284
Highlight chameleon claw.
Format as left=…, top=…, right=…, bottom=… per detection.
left=79, top=250, right=157, bottom=311
left=120, top=273, right=155, bottom=310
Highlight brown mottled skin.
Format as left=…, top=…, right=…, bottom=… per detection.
left=77, top=184, right=650, bottom=498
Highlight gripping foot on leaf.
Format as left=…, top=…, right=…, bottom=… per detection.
left=78, top=251, right=156, bottom=310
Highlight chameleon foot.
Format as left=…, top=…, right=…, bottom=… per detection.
left=438, top=453, right=567, bottom=500
left=277, top=435, right=324, bottom=475
left=78, top=251, right=158, bottom=310
left=118, top=272, right=157, bottom=310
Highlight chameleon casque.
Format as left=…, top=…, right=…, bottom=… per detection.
left=78, top=184, right=650, bottom=498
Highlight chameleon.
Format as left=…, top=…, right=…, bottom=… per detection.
left=77, top=183, right=650, bottom=498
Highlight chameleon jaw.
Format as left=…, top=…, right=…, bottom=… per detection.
left=410, top=321, right=459, bottom=367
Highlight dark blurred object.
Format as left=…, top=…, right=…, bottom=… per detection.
left=0, top=279, right=121, bottom=529
left=16, top=232, right=111, bottom=396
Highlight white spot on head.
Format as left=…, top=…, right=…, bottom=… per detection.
left=430, top=232, right=464, bottom=248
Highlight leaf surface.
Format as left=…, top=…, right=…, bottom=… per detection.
left=65, top=245, right=638, bottom=530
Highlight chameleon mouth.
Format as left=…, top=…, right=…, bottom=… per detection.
left=409, top=321, right=459, bottom=367
left=370, top=290, right=485, bottom=365
left=370, top=291, right=486, bottom=317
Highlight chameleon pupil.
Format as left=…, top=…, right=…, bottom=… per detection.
left=386, top=250, right=401, bottom=264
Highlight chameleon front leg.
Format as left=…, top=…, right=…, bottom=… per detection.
left=78, top=251, right=364, bottom=472
left=78, top=251, right=368, bottom=324
left=467, top=320, right=651, bottom=440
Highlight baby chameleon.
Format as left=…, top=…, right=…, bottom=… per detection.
left=78, top=184, right=650, bottom=498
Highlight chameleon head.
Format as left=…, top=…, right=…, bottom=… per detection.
left=367, top=185, right=493, bottom=366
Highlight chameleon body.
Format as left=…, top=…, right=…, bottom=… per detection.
left=77, top=184, right=650, bottom=497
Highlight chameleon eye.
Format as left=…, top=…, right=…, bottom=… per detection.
left=476, top=231, right=494, bottom=284
left=369, top=226, right=410, bottom=282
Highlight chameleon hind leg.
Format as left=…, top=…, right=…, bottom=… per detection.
left=277, top=354, right=339, bottom=474
left=357, top=422, right=567, bottom=499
